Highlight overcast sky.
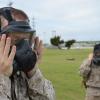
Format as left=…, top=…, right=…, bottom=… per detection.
left=0, top=0, right=100, bottom=43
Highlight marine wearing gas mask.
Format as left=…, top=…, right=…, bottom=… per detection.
left=0, top=7, right=37, bottom=75
left=92, top=44, right=100, bottom=66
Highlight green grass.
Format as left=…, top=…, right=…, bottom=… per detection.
left=39, top=48, right=92, bottom=100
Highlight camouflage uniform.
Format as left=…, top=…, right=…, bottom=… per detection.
left=0, top=66, right=55, bottom=100
left=79, top=59, right=100, bottom=100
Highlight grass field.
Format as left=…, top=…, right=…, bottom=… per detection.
left=39, top=48, right=92, bottom=100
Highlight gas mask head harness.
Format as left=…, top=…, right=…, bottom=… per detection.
left=0, top=7, right=37, bottom=75
left=93, top=44, right=100, bottom=66
left=0, top=7, right=34, bottom=35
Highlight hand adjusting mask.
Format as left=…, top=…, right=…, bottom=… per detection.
left=93, top=44, right=100, bottom=66
left=0, top=7, right=37, bottom=74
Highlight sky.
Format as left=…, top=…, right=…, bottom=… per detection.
left=0, top=0, right=100, bottom=43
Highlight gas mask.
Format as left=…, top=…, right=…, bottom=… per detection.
left=0, top=7, right=37, bottom=74
left=13, top=39, right=37, bottom=74
left=92, top=44, right=100, bottom=66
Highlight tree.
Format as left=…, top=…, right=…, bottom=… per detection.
left=50, top=36, right=64, bottom=49
left=65, top=39, right=76, bottom=49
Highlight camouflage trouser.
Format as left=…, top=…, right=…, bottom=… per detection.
left=85, top=96, right=100, bottom=100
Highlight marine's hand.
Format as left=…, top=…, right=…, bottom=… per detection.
left=27, top=36, right=43, bottom=78
left=88, top=53, right=93, bottom=61
left=0, top=34, right=16, bottom=76
left=33, top=37, right=43, bottom=63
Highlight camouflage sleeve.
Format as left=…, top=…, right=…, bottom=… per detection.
left=0, top=74, right=11, bottom=100
left=79, top=59, right=91, bottom=78
left=27, top=66, right=56, bottom=100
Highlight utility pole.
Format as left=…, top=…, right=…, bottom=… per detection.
left=7, top=0, right=13, bottom=7
left=32, top=17, right=35, bottom=30
left=52, top=30, right=56, bottom=37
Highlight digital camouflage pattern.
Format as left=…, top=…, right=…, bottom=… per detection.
left=0, top=66, right=55, bottom=100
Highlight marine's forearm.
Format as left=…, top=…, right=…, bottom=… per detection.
left=79, top=59, right=91, bottom=78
